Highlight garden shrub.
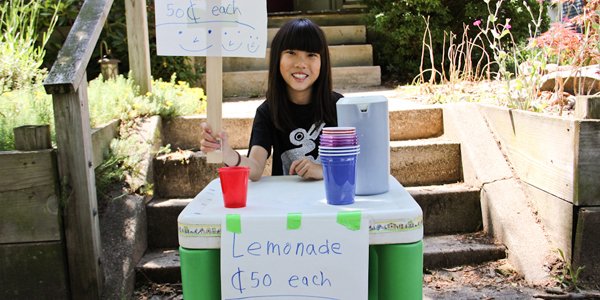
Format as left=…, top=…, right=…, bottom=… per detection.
left=0, top=0, right=58, bottom=92
left=364, top=0, right=549, bottom=83
left=363, top=0, right=452, bottom=83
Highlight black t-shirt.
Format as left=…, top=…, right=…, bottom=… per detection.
left=249, top=92, right=344, bottom=175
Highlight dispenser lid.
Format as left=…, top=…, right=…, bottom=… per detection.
left=337, top=95, right=388, bottom=105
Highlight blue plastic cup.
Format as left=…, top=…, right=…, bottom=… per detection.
left=321, top=153, right=358, bottom=205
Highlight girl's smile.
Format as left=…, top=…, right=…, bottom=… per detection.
left=280, top=49, right=321, bottom=104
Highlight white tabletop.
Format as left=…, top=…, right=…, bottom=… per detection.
left=178, top=175, right=423, bottom=249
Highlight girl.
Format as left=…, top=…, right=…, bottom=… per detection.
left=200, top=18, right=343, bottom=181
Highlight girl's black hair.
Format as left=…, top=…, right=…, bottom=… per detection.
left=266, top=18, right=336, bottom=131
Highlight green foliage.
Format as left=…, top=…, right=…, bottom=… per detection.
left=148, top=74, right=208, bottom=119
left=37, top=0, right=81, bottom=71
left=462, top=0, right=548, bottom=47
left=364, top=0, right=549, bottom=83
left=364, top=0, right=452, bottom=82
left=553, top=248, right=585, bottom=292
left=88, top=73, right=207, bottom=127
left=0, top=0, right=59, bottom=92
left=94, top=153, right=126, bottom=200
left=0, top=86, right=54, bottom=150
left=1, top=74, right=207, bottom=151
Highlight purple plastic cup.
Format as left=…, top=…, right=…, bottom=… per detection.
left=321, top=154, right=358, bottom=205
left=320, top=134, right=357, bottom=139
left=321, top=143, right=356, bottom=147
left=320, top=138, right=358, bottom=146
left=319, top=145, right=360, bottom=150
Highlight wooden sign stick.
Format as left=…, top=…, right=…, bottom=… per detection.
left=206, top=56, right=223, bottom=163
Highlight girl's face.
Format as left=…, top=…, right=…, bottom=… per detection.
left=279, top=49, right=321, bottom=104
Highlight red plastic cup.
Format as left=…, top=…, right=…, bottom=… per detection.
left=218, top=166, right=250, bottom=208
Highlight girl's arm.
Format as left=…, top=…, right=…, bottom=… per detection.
left=247, top=146, right=268, bottom=181
left=200, top=122, right=268, bottom=181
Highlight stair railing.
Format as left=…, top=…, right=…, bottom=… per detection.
left=43, top=0, right=114, bottom=298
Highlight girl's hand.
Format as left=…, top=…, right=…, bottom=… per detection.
left=200, top=122, right=244, bottom=168
left=289, top=158, right=323, bottom=180
left=200, top=122, right=225, bottom=154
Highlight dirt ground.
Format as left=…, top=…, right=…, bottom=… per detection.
left=132, top=258, right=599, bottom=299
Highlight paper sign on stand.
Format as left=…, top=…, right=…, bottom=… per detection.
left=220, top=212, right=369, bottom=300
left=154, top=0, right=267, bottom=162
left=154, top=0, right=267, bottom=58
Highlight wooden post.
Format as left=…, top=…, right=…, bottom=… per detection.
left=13, top=125, right=52, bottom=151
left=52, top=73, right=103, bottom=299
left=125, top=0, right=152, bottom=94
left=206, top=56, right=223, bottom=163
left=43, top=0, right=113, bottom=297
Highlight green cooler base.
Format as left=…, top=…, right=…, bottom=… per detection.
left=180, top=240, right=423, bottom=299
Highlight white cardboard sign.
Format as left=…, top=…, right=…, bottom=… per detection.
left=220, top=213, right=369, bottom=300
left=154, top=0, right=267, bottom=57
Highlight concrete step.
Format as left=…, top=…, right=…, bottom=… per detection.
left=146, top=198, right=192, bottom=250
left=146, top=183, right=479, bottom=249
left=268, top=12, right=367, bottom=27
left=153, top=151, right=219, bottom=199
left=202, top=65, right=381, bottom=98
left=222, top=44, right=373, bottom=72
left=160, top=107, right=444, bottom=151
left=406, top=184, right=482, bottom=235
left=266, top=25, right=367, bottom=47
left=135, top=233, right=506, bottom=284
left=423, top=234, right=506, bottom=270
left=391, top=139, right=462, bottom=187
left=153, top=139, right=461, bottom=200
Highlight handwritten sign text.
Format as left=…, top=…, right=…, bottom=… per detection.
left=154, top=0, right=267, bottom=57
left=220, top=214, right=368, bottom=300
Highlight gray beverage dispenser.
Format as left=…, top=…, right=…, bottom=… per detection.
left=336, top=96, right=390, bottom=195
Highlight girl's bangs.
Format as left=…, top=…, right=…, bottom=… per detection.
left=280, top=24, right=324, bottom=53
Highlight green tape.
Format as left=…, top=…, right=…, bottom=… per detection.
left=287, top=213, right=302, bottom=230
left=337, top=211, right=362, bottom=231
left=226, top=214, right=241, bottom=233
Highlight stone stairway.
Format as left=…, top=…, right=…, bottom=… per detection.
left=135, top=94, right=507, bottom=285
left=204, top=12, right=381, bottom=98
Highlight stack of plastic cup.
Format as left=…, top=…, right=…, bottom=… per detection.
left=319, top=127, right=360, bottom=205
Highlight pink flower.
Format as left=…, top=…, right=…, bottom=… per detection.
left=473, top=20, right=482, bottom=26
left=505, top=24, right=512, bottom=30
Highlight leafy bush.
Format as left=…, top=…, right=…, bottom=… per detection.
left=37, top=0, right=81, bottom=71
left=364, top=0, right=452, bottom=83
left=88, top=73, right=207, bottom=125
left=0, top=0, right=58, bottom=92
left=529, top=1, right=599, bottom=67
left=1, top=74, right=207, bottom=151
left=364, top=0, right=549, bottom=83
left=0, top=86, right=54, bottom=150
